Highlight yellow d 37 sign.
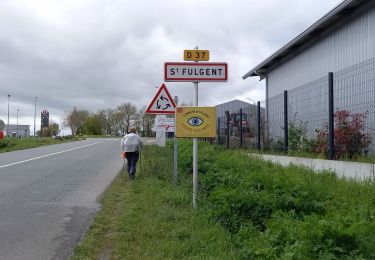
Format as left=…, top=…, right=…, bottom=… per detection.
left=175, top=107, right=216, bottom=138
left=184, top=50, right=210, bottom=61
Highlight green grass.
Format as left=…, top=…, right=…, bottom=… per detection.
left=72, top=144, right=235, bottom=259
left=73, top=140, right=375, bottom=259
left=0, top=136, right=84, bottom=153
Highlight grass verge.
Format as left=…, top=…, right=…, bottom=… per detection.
left=0, top=136, right=84, bottom=153
left=73, top=140, right=375, bottom=259
left=72, top=144, right=235, bottom=259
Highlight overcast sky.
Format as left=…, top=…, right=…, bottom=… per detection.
left=0, top=0, right=343, bottom=133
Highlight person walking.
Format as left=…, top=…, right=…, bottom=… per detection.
left=121, top=127, right=144, bottom=180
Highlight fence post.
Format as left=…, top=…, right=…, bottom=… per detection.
left=217, top=117, right=220, bottom=144
left=328, top=72, right=335, bottom=160
left=257, top=101, right=261, bottom=150
left=225, top=110, right=230, bottom=149
left=284, top=90, right=288, bottom=154
left=240, top=108, right=243, bottom=148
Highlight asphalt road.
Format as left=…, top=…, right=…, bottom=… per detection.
left=0, top=138, right=123, bottom=260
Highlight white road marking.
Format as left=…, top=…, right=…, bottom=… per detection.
left=0, top=140, right=113, bottom=169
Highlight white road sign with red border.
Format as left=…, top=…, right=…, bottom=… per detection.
left=164, top=62, right=228, bottom=82
left=146, top=83, right=176, bottom=114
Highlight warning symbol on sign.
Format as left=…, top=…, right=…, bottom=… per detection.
left=146, top=83, right=176, bottom=114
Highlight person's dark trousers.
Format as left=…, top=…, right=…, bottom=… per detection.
left=126, top=151, right=139, bottom=179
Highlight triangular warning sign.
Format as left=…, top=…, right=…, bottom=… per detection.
left=146, top=83, right=176, bottom=114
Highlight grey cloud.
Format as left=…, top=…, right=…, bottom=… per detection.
left=0, top=0, right=343, bottom=132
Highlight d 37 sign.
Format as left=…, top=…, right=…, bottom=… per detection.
left=184, top=50, right=209, bottom=61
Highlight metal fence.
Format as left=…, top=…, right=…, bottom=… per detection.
left=217, top=57, right=375, bottom=160
left=217, top=103, right=266, bottom=149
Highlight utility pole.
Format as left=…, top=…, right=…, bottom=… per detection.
left=34, top=96, right=38, bottom=137
left=7, top=94, right=10, bottom=136
left=16, top=108, right=20, bottom=138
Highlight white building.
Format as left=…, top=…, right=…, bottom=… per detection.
left=5, top=124, right=30, bottom=137
left=243, top=0, right=375, bottom=151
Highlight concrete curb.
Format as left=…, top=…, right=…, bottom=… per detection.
left=249, top=153, right=375, bottom=181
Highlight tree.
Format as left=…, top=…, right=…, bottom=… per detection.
left=137, top=106, right=155, bottom=137
left=64, top=107, right=89, bottom=135
left=314, top=110, right=371, bottom=159
left=83, top=115, right=102, bottom=135
left=49, top=121, right=59, bottom=136
left=117, top=102, right=137, bottom=134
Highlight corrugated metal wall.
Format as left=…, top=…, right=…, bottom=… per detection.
left=215, top=100, right=252, bottom=118
left=267, top=57, right=375, bottom=152
left=267, top=1, right=375, bottom=98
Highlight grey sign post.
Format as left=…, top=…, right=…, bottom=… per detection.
left=164, top=47, right=228, bottom=208
left=173, top=96, right=179, bottom=185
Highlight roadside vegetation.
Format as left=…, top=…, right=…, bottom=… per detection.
left=0, top=136, right=83, bottom=153
left=73, top=140, right=375, bottom=259
left=247, top=109, right=374, bottom=163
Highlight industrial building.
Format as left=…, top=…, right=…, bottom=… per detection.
left=243, top=0, right=375, bottom=151
left=215, top=99, right=265, bottom=148
left=5, top=124, right=31, bottom=138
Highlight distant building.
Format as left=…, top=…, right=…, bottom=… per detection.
left=215, top=99, right=253, bottom=119
left=243, top=0, right=375, bottom=151
left=215, top=99, right=265, bottom=136
left=5, top=124, right=30, bottom=137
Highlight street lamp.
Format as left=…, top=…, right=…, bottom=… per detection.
left=16, top=108, right=20, bottom=138
left=7, top=94, right=10, bottom=136
left=34, top=96, right=38, bottom=137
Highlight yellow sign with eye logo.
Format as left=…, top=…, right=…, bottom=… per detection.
left=175, top=106, right=216, bottom=138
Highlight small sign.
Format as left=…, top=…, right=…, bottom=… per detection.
left=165, top=62, right=228, bottom=82
left=152, top=116, right=175, bottom=132
left=184, top=50, right=209, bottom=61
left=146, top=83, right=176, bottom=114
left=175, top=107, right=216, bottom=138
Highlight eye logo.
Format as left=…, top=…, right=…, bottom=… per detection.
left=188, top=117, right=204, bottom=127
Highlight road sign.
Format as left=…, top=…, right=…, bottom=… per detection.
left=0, top=120, right=4, bottom=130
left=175, top=107, right=216, bottom=138
left=184, top=50, right=209, bottom=61
left=164, top=62, right=228, bottom=82
left=152, top=116, right=175, bottom=132
left=146, top=83, right=176, bottom=114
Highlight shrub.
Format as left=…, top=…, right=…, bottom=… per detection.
left=314, top=110, right=371, bottom=159
left=0, top=140, right=8, bottom=148
left=288, top=120, right=312, bottom=152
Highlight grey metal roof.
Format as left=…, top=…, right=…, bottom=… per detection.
left=242, top=0, right=366, bottom=80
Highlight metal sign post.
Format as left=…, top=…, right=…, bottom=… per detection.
left=164, top=47, right=227, bottom=208
left=193, top=46, right=199, bottom=209
left=173, top=96, right=179, bottom=185
left=192, top=81, right=199, bottom=208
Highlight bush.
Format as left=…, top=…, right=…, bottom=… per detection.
left=288, top=120, right=312, bottom=152
left=314, top=110, right=371, bottom=159
left=0, top=140, right=8, bottom=148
